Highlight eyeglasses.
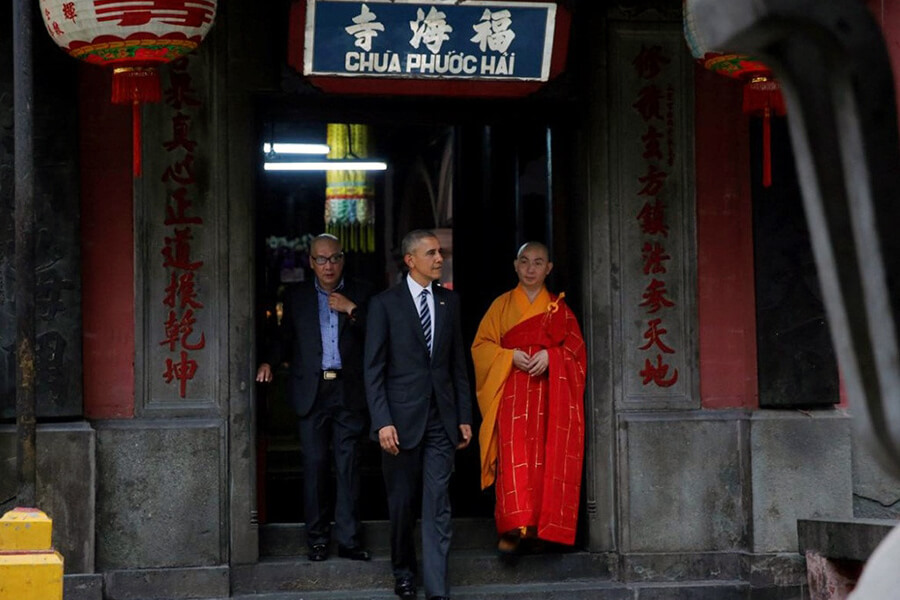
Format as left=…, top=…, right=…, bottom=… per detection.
left=312, top=253, right=345, bottom=265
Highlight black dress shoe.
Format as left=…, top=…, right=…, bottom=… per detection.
left=394, top=576, right=416, bottom=600
left=308, top=543, right=328, bottom=562
left=337, top=545, right=371, bottom=561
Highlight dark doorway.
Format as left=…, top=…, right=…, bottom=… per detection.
left=751, top=116, right=840, bottom=408
left=253, top=95, right=576, bottom=525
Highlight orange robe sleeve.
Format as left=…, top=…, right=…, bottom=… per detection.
left=471, top=293, right=516, bottom=489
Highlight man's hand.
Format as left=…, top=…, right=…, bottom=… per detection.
left=457, top=424, right=472, bottom=450
left=512, top=349, right=531, bottom=372
left=378, top=425, right=400, bottom=456
left=328, top=292, right=356, bottom=316
left=256, top=363, right=273, bottom=383
left=526, top=349, right=549, bottom=377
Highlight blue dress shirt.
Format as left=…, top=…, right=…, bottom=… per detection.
left=315, top=278, right=343, bottom=370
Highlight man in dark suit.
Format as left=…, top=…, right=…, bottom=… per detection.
left=364, top=229, right=473, bottom=600
left=257, top=233, right=372, bottom=562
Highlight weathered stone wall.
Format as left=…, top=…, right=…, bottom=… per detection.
left=614, top=410, right=852, bottom=587
left=750, top=412, right=853, bottom=552
left=95, top=421, right=223, bottom=570
left=0, top=4, right=82, bottom=419
left=0, top=424, right=96, bottom=574
left=852, top=428, right=900, bottom=519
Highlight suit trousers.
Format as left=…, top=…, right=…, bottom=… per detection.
left=382, top=400, right=456, bottom=598
left=298, top=378, right=366, bottom=549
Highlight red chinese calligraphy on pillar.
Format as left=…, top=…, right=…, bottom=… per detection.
left=161, top=227, right=203, bottom=271
left=161, top=154, right=197, bottom=185
left=158, top=59, right=205, bottom=399
left=163, top=114, right=198, bottom=153
left=639, top=318, right=676, bottom=354
left=641, top=241, right=670, bottom=275
left=637, top=164, right=668, bottom=197
left=640, top=279, right=675, bottom=314
left=633, top=84, right=664, bottom=121
left=163, top=350, right=199, bottom=397
left=160, top=308, right=206, bottom=351
left=640, top=354, right=679, bottom=387
left=164, top=70, right=202, bottom=110
left=642, top=125, right=664, bottom=161
left=632, top=43, right=680, bottom=390
left=632, top=44, right=671, bottom=80
left=637, top=199, right=669, bottom=237
left=164, top=188, right=203, bottom=225
left=164, top=271, right=204, bottom=309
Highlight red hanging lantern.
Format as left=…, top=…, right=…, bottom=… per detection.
left=703, top=55, right=786, bottom=188
left=684, top=2, right=786, bottom=187
left=39, top=0, right=218, bottom=177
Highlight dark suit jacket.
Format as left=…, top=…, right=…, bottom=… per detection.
left=268, top=278, right=372, bottom=417
left=364, top=279, right=473, bottom=449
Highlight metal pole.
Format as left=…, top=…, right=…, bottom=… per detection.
left=13, top=0, right=37, bottom=507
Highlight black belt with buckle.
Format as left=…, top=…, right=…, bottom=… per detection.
left=322, top=369, right=341, bottom=380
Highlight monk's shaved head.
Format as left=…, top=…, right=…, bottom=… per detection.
left=516, top=241, right=550, bottom=261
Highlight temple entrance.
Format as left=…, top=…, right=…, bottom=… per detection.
left=253, top=94, right=577, bottom=529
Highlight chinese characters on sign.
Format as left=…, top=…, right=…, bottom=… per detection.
left=631, top=43, right=679, bottom=389
left=305, top=1, right=556, bottom=81
left=159, top=56, right=206, bottom=399
left=345, top=3, right=384, bottom=51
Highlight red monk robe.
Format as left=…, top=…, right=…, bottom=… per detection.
left=471, top=284, right=587, bottom=545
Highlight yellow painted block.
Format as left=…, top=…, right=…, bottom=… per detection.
left=0, top=552, right=64, bottom=600
left=0, top=509, right=53, bottom=551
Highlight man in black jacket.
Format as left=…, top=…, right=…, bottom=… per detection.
left=364, top=229, right=473, bottom=600
left=257, top=233, right=372, bottom=562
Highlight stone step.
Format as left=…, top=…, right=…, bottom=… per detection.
left=260, top=519, right=498, bottom=556
left=231, top=579, right=753, bottom=600
left=232, top=548, right=613, bottom=595
left=231, top=580, right=626, bottom=600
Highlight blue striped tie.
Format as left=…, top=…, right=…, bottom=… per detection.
left=419, top=289, right=432, bottom=355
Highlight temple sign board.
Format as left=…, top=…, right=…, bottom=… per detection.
left=304, top=0, right=556, bottom=81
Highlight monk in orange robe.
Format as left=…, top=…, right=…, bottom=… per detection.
left=471, top=242, right=587, bottom=553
